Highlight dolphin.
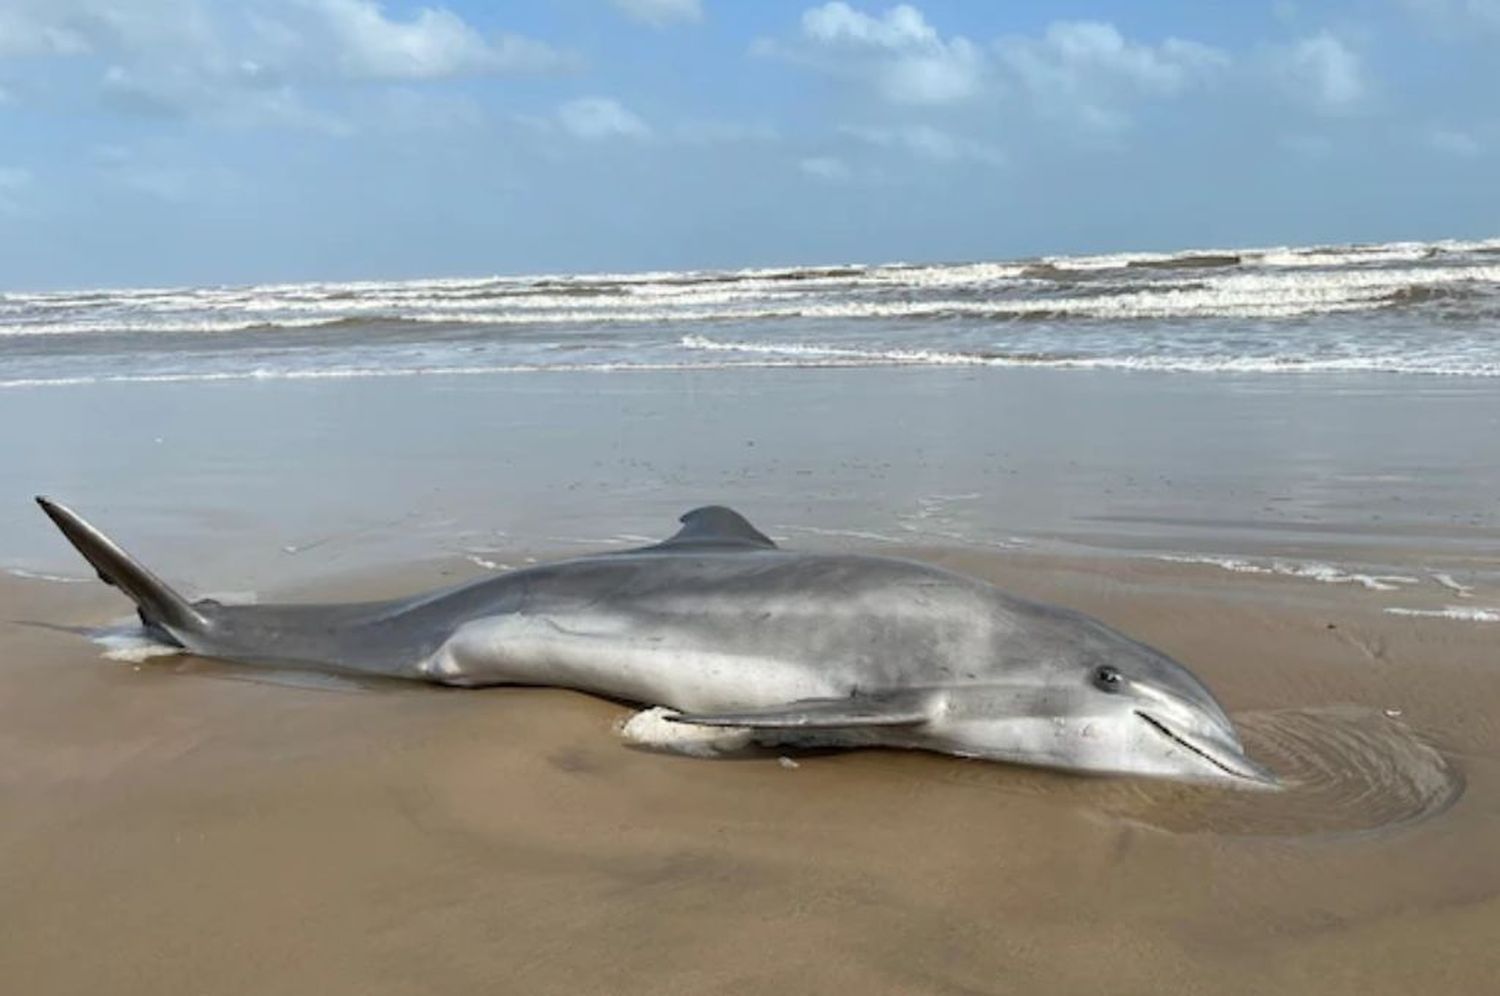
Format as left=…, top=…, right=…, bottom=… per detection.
left=35, top=496, right=1274, bottom=786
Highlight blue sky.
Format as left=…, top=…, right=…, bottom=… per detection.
left=1, top=0, right=1497, bottom=289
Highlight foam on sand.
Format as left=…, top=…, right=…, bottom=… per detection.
left=92, top=624, right=186, bottom=663
left=1153, top=554, right=1418, bottom=591
left=1431, top=573, right=1476, bottom=598
left=617, top=706, right=753, bottom=757
left=1385, top=606, right=1500, bottom=623
left=3, top=566, right=93, bottom=583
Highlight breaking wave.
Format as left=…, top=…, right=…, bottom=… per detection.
left=4, top=235, right=1499, bottom=384
left=4, top=248, right=1499, bottom=337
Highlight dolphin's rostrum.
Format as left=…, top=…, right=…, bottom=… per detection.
left=35, top=497, right=1275, bottom=786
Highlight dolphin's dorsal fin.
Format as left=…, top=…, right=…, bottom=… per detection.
left=667, top=693, right=929, bottom=729
left=643, top=506, right=777, bottom=553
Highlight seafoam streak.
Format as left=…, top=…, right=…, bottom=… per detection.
left=1385, top=606, right=1500, bottom=623
left=1153, top=554, right=1419, bottom=591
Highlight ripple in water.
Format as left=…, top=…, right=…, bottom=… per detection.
left=887, top=706, right=1463, bottom=839
left=1099, top=706, right=1464, bottom=838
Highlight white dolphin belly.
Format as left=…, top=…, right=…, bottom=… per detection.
left=419, top=608, right=842, bottom=712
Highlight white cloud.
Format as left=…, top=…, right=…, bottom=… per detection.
left=877, top=46, right=982, bottom=104
left=0, top=2, right=191, bottom=57
left=309, top=0, right=569, bottom=79
left=762, top=2, right=983, bottom=104
left=1003, top=22, right=1228, bottom=94
left=998, top=21, right=1228, bottom=130
left=557, top=97, right=651, bottom=140
left=839, top=124, right=1004, bottom=165
left=0, top=1, right=570, bottom=129
left=765, top=7, right=1224, bottom=122
left=1269, top=33, right=1365, bottom=112
left=802, top=2, right=936, bottom=46
left=608, top=0, right=703, bottom=28
left=799, top=155, right=851, bottom=180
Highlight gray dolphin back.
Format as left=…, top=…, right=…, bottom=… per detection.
left=33, top=498, right=789, bottom=677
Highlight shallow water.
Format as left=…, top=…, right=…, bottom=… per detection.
left=1106, top=707, right=1464, bottom=838
left=5, top=366, right=1500, bottom=595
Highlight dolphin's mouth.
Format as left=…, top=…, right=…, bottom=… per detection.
left=1136, top=710, right=1279, bottom=787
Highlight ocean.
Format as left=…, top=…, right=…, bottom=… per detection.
left=4, top=237, right=1500, bottom=388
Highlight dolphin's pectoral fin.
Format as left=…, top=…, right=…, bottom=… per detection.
left=669, top=692, right=930, bottom=729
left=634, top=506, right=778, bottom=554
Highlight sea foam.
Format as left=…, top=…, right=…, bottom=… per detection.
left=1385, top=606, right=1500, bottom=623
left=1153, top=554, right=1418, bottom=591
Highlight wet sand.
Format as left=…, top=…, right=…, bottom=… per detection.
left=4, top=545, right=1499, bottom=995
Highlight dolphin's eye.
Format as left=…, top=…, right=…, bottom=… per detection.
left=1093, top=665, right=1124, bottom=692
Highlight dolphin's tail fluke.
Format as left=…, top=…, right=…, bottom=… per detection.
left=35, top=496, right=210, bottom=642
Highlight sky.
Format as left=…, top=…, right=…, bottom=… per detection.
left=1, top=0, right=1498, bottom=289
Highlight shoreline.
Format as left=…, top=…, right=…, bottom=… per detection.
left=4, top=365, right=1498, bottom=587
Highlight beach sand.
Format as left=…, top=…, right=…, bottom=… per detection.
left=3, top=367, right=1499, bottom=993
left=3, top=547, right=1498, bottom=995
